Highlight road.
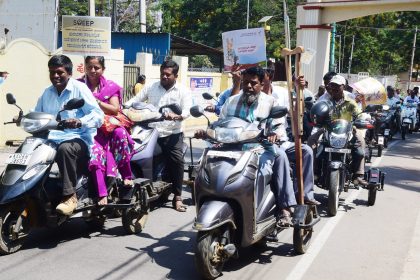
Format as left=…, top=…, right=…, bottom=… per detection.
left=0, top=133, right=419, bottom=280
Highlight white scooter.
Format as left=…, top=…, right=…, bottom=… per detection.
left=400, top=103, right=418, bottom=140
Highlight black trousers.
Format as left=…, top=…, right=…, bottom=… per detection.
left=55, top=139, right=89, bottom=196
left=157, top=133, right=185, bottom=197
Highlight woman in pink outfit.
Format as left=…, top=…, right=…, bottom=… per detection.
left=80, top=56, right=134, bottom=205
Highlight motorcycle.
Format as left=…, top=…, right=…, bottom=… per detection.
left=401, top=102, right=418, bottom=140
left=0, top=94, right=145, bottom=255
left=364, top=104, right=393, bottom=160
left=189, top=105, right=319, bottom=279
left=312, top=115, right=385, bottom=216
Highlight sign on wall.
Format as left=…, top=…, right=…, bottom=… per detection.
left=190, top=77, right=214, bottom=107
left=222, top=28, right=267, bottom=72
left=62, top=16, right=111, bottom=56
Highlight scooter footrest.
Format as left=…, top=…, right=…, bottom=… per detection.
left=133, top=178, right=152, bottom=187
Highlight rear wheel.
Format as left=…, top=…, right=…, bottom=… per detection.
left=366, top=148, right=372, bottom=163
left=327, top=170, right=340, bottom=217
left=377, top=145, right=383, bottom=157
left=293, top=208, right=314, bottom=254
left=0, top=206, right=29, bottom=255
left=195, top=229, right=228, bottom=280
left=85, top=215, right=106, bottom=230
left=401, top=126, right=407, bottom=140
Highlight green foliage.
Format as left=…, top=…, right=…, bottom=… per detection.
left=190, top=55, right=214, bottom=68
left=337, top=12, right=420, bottom=75
left=157, top=0, right=298, bottom=60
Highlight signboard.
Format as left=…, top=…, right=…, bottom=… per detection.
left=352, top=77, right=387, bottom=105
left=190, top=77, right=213, bottom=92
left=222, top=28, right=266, bottom=72
left=62, top=16, right=111, bottom=56
left=190, top=77, right=214, bottom=107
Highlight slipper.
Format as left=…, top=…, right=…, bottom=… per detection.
left=172, top=196, right=187, bottom=212
left=277, top=210, right=293, bottom=228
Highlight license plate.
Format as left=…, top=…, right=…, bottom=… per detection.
left=378, top=136, right=384, bottom=145
left=324, top=147, right=351, bottom=153
left=207, top=150, right=242, bottom=159
left=5, top=153, right=31, bottom=165
left=384, top=129, right=390, bottom=136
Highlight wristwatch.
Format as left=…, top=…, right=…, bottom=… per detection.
left=96, top=99, right=101, bottom=105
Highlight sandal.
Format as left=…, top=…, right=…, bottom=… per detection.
left=172, top=196, right=187, bottom=212
left=277, top=209, right=293, bottom=228
left=123, top=179, right=134, bottom=187
left=98, top=196, right=108, bottom=206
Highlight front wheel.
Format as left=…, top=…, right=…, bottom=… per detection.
left=327, top=170, right=340, bottom=217
left=293, top=208, right=314, bottom=254
left=0, top=206, right=29, bottom=255
left=195, top=229, right=228, bottom=280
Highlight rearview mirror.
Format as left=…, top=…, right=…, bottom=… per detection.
left=190, top=105, right=205, bottom=118
left=64, top=98, right=85, bottom=110
left=202, top=92, right=215, bottom=101
left=6, top=93, right=16, bottom=105
left=269, top=106, right=288, bottom=119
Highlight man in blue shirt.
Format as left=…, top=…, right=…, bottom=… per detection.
left=34, top=55, right=103, bottom=215
left=205, top=71, right=241, bottom=115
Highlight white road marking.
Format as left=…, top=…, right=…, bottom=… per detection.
left=286, top=140, right=398, bottom=280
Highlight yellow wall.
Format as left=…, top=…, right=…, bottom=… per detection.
left=0, top=38, right=124, bottom=146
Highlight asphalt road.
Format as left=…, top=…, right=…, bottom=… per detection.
left=0, top=133, right=419, bottom=280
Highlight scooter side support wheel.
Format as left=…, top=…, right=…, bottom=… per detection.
left=122, top=186, right=149, bottom=234
left=293, top=207, right=314, bottom=254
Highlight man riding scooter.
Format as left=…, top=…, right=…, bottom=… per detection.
left=196, top=66, right=300, bottom=226
left=126, top=60, right=192, bottom=212
left=34, top=55, right=104, bottom=215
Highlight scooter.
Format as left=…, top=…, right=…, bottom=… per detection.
left=0, top=94, right=146, bottom=255
left=124, top=102, right=192, bottom=212
left=401, top=102, right=418, bottom=140
left=189, top=105, right=319, bottom=279
left=364, top=104, right=392, bottom=160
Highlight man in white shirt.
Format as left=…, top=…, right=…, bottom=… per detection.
left=126, top=60, right=192, bottom=212
left=386, top=86, right=400, bottom=108
left=317, top=71, right=355, bottom=103
left=404, top=88, right=420, bottom=105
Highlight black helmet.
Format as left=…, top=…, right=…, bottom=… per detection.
left=310, top=100, right=332, bottom=126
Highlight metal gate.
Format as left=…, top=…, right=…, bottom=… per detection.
left=123, top=64, right=140, bottom=102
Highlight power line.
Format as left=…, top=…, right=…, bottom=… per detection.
left=336, top=24, right=417, bottom=32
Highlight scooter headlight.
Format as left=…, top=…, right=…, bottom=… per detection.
left=214, top=127, right=243, bottom=143
left=329, top=133, right=347, bottom=149
left=20, top=118, right=50, bottom=133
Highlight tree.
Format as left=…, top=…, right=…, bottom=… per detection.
left=337, top=12, right=420, bottom=75
left=156, top=0, right=299, bottom=60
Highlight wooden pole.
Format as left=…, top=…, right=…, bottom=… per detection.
left=281, top=46, right=305, bottom=205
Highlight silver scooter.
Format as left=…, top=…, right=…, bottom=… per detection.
left=190, top=105, right=319, bottom=279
